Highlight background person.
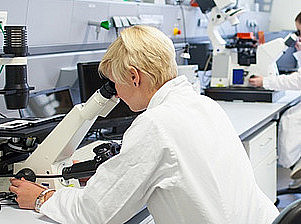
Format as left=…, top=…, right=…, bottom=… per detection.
left=249, top=12, right=301, bottom=189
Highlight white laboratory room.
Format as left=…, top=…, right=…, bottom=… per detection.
left=0, top=0, right=300, bottom=223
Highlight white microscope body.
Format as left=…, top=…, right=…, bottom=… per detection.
left=203, top=0, right=297, bottom=87
left=14, top=87, right=119, bottom=189
left=0, top=12, right=119, bottom=190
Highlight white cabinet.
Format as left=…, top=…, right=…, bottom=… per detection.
left=243, top=122, right=277, bottom=202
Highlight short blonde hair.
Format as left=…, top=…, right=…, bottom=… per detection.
left=99, top=25, right=177, bottom=90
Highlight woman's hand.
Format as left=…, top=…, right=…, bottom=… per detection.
left=295, top=37, right=301, bottom=51
left=249, top=75, right=263, bottom=87
left=9, top=178, right=46, bottom=210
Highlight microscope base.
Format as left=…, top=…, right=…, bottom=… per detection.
left=204, top=87, right=284, bottom=102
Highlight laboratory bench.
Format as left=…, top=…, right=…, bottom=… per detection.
left=1, top=90, right=301, bottom=224
left=218, top=90, right=301, bottom=141
left=218, top=90, right=301, bottom=204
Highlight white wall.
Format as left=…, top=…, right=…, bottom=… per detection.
left=269, top=0, right=301, bottom=31
left=0, top=0, right=271, bottom=117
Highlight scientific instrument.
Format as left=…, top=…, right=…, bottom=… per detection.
left=0, top=21, right=34, bottom=109
left=12, top=78, right=119, bottom=189
left=196, top=0, right=297, bottom=101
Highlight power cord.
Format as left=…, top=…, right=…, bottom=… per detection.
left=0, top=112, right=7, bottom=118
left=0, top=65, right=3, bottom=75
left=0, top=24, right=4, bottom=35
left=201, top=52, right=213, bottom=90
left=177, top=0, right=190, bottom=59
left=0, top=24, right=4, bottom=75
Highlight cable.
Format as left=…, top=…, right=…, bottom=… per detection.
left=18, top=109, right=23, bottom=118
left=5, top=144, right=36, bottom=154
left=0, top=24, right=4, bottom=35
left=0, top=24, right=5, bottom=78
left=0, top=112, right=7, bottom=118
left=179, top=3, right=187, bottom=45
left=36, top=174, right=63, bottom=179
left=0, top=65, right=4, bottom=75
left=0, top=173, right=63, bottom=179
left=201, top=52, right=213, bottom=89
left=115, top=27, right=119, bottom=38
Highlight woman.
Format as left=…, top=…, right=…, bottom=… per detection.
left=249, top=12, right=301, bottom=188
left=10, top=25, right=279, bottom=224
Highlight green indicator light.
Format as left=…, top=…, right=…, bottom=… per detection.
left=101, top=21, right=111, bottom=30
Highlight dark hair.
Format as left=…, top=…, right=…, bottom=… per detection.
left=295, top=12, right=301, bottom=23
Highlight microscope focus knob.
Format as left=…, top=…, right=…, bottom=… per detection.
left=15, top=168, right=36, bottom=182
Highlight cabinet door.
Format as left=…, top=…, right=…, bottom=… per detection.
left=244, top=122, right=276, bottom=166
left=253, top=151, right=277, bottom=202
left=243, top=122, right=277, bottom=202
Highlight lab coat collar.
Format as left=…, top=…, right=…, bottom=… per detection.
left=147, top=75, right=187, bottom=109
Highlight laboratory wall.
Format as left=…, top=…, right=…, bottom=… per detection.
left=0, top=0, right=270, bottom=117
left=269, top=0, right=301, bottom=32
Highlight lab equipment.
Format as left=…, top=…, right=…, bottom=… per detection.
left=4, top=142, right=121, bottom=183
left=61, top=142, right=121, bottom=180
left=187, top=43, right=212, bottom=71
left=196, top=0, right=298, bottom=88
left=12, top=77, right=119, bottom=189
left=0, top=116, right=63, bottom=187
left=0, top=87, right=73, bottom=179
left=0, top=25, right=34, bottom=109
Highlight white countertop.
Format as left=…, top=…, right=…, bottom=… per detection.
left=1, top=90, right=301, bottom=223
left=218, top=90, right=301, bottom=140
left=0, top=205, right=57, bottom=223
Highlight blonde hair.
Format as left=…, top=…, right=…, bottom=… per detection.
left=99, top=25, right=177, bottom=90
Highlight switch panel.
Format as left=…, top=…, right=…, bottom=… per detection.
left=111, top=16, right=123, bottom=28
left=127, top=16, right=140, bottom=25
left=120, top=16, right=130, bottom=27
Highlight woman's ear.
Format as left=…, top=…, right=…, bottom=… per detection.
left=129, top=66, right=140, bottom=87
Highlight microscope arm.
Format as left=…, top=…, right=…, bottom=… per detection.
left=207, top=6, right=227, bottom=54
left=206, top=0, right=244, bottom=55
left=14, top=88, right=119, bottom=188
left=256, top=33, right=298, bottom=77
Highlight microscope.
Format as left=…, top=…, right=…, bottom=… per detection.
left=196, top=0, right=297, bottom=101
left=0, top=12, right=120, bottom=190
left=11, top=81, right=120, bottom=189
left=0, top=72, right=119, bottom=191
left=0, top=23, right=33, bottom=109
left=0, top=14, right=40, bottom=183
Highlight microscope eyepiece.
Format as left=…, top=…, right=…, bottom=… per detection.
left=99, top=79, right=117, bottom=99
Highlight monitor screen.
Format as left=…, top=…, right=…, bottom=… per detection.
left=77, top=61, right=141, bottom=135
left=21, top=86, right=74, bottom=118
left=188, top=43, right=212, bottom=71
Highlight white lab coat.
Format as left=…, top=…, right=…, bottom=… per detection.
left=263, top=51, right=301, bottom=168
left=41, top=76, right=279, bottom=224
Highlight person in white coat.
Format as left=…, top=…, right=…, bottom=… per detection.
left=249, top=12, right=301, bottom=188
left=9, top=25, right=279, bottom=224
